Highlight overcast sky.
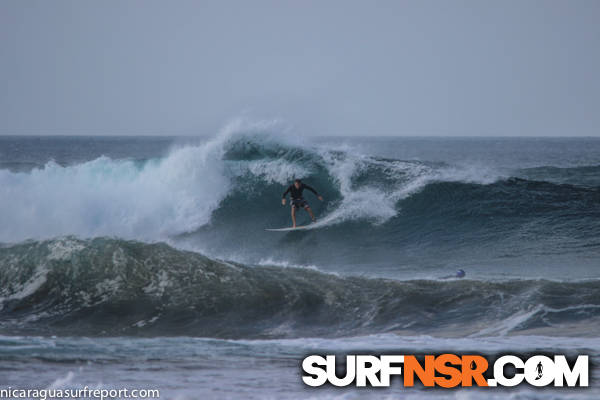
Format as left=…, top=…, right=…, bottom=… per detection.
left=1, top=0, right=599, bottom=136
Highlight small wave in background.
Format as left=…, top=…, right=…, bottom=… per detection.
left=1, top=237, right=599, bottom=338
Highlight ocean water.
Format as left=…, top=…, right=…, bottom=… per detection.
left=0, top=126, right=599, bottom=399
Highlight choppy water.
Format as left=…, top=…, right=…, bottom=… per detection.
left=1, top=124, right=599, bottom=398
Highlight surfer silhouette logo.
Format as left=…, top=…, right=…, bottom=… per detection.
left=535, top=361, right=543, bottom=380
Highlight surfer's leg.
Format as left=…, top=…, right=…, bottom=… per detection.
left=291, top=206, right=297, bottom=228
left=305, top=206, right=316, bottom=222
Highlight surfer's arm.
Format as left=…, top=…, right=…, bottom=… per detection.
left=303, top=184, right=318, bottom=196
left=303, top=184, right=323, bottom=200
left=282, top=185, right=292, bottom=204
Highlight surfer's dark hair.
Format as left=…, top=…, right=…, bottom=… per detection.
left=294, top=178, right=302, bottom=183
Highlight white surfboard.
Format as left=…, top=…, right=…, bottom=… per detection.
left=265, top=225, right=310, bottom=231
left=266, top=216, right=334, bottom=231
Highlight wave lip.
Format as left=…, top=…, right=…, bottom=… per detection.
left=518, top=165, right=600, bottom=187
left=1, top=237, right=598, bottom=339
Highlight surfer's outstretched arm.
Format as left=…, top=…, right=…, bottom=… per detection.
left=303, top=184, right=318, bottom=195
left=304, top=184, right=324, bottom=201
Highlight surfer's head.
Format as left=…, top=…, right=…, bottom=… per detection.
left=294, top=179, right=302, bottom=188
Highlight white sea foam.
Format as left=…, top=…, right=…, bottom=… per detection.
left=0, top=120, right=269, bottom=242
left=0, top=265, right=49, bottom=311
left=298, top=145, right=504, bottom=229
left=240, top=159, right=311, bottom=184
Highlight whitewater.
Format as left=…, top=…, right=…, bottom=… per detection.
left=1, top=124, right=599, bottom=398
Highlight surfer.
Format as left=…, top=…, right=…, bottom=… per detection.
left=282, top=179, right=323, bottom=228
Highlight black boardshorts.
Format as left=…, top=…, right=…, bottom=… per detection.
left=291, top=198, right=309, bottom=209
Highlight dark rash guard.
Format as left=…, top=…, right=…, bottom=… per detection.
left=282, top=183, right=319, bottom=200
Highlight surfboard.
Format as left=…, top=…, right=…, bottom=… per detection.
left=265, top=225, right=309, bottom=231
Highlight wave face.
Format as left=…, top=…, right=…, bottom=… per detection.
left=1, top=237, right=598, bottom=338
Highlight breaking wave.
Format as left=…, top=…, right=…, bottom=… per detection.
left=2, top=122, right=598, bottom=260
left=0, top=237, right=598, bottom=338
